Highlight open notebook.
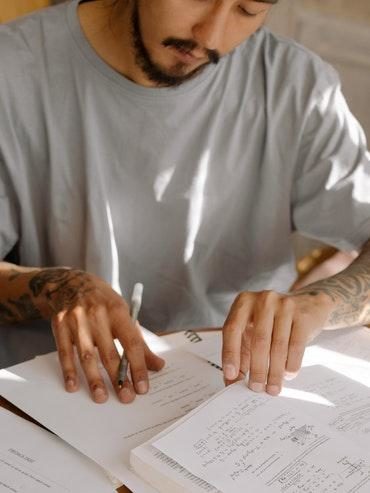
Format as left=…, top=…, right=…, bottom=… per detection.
left=131, top=328, right=370, bottom=493
left=131, top=364, right=370, bottom=492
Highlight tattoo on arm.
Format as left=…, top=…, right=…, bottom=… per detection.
left=295, top=239, right=370, bottom=327
left=0, top=268, right=93, bottom=324
left=29, top=268, right=94, bottom=313
left=0, top=302, right=16, bottom=324
left=8, top=295, right=42, bottom=320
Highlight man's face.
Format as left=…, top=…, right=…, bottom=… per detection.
left=131, top=0, right=275, bottom=87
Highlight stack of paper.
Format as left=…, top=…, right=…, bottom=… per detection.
left=1, top=326, right=370, bottom=492
left=0, top=407, right=115, bottom=493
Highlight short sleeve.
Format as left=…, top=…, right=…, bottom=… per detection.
left=0, top=157, right=18, bottom=259
left=292, top=72, right=370, bottom=252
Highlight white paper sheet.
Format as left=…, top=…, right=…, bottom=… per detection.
left=284, top=365, right=370, bottom=447
left=154, top=367, right=370, bottom=492
left=184, top=326, right=370, bottom=383
left=303, top=327, right=370, bottom=383
left=184, top=334, right=222, bottom=368
left=0, top=348, right=224, bottom=493
left=0, top=407, right=114, bottom=493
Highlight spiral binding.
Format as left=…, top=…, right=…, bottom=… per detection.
left=207, top=361, right=222, bottom=371
left=184, top=330, right=203, bottom=343
left=184, top=330, right=223, bottom=372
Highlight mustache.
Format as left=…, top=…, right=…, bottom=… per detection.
left=162, top=37, right=220, bottom=64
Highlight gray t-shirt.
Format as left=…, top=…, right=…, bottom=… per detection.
left=1, top=0, right=370, bottom=331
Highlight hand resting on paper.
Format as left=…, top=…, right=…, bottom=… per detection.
left=222, top=241, right=370, bottom=395
left=222, top=290, right=331, bottom=396
left=0, top=264, right=165, bottom=404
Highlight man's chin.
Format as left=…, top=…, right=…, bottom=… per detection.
left=149, top=61, right=208, bottom=87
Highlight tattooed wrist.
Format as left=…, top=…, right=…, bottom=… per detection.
left=29, top=268, right=94, bottom=314
left=294, top=240, right=370, bottom=328
left=0, top=267, right=94, bottom=323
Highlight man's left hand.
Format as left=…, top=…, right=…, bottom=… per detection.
left=222, top=290, right=333, bottom=395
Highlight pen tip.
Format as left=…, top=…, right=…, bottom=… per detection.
left=118, top=381, right=123, bottom=389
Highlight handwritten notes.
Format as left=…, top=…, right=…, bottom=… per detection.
left=154, top=366, right=370, bottom=492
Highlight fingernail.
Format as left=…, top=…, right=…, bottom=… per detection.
left=93, top=387, right=107, bottom=403
left=223, top=364, right=237, bottom=380
left=136, top=380, right=148, bottom=394
left=284, top=371, right=298, bottom=381
left=65, top=377, right=76, bottom=392
left=266, top=385, right=280, bottom=396
left=249, top=381, right=264, bottom=393
left=119, top=388, right=133, bottom=403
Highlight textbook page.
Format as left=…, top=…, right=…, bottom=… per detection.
left=131, top=364, right=370, bottom=492
left=0, top=348, right=224, bottom=493
left=154, top=367, right=370, bottom=493
left=284, top=365, right=370, bottom=447
left=0, top=407, right=114, bottom=493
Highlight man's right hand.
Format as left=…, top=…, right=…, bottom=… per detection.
left=0, top=264, right=165, bottom=403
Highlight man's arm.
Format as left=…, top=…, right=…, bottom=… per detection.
left=295, top=239, right=370, bottom=327
left=0, top=263, right=45, bottom=323
left=291, top=249, right=358, bottom=292
left=0, top=262, right=164, bottom=403
left=222, top=239, right=370, bottom=396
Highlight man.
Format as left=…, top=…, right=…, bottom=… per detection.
left=0, top=0, right=369, bottom=404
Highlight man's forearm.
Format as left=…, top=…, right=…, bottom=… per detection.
left=0, top=262, right=44, bottom=323
left=0, top=262, right=88, bottom=324
left=295, top=239, right=370, bottom=328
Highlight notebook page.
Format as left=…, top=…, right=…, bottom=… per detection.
left=154, top=368, right=370, bottom=492
left=284, top=365, right=370, bottom=446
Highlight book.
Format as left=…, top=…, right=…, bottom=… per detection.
left=131, top=328, right=370, bottom=492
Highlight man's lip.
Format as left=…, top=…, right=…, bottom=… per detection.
left=168, top=46, right=203, bottom=64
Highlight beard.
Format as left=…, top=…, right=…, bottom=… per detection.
left=130, top=2, right=220, bottom=88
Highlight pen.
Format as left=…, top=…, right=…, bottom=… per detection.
left=117, top=282, right=144, bottom=389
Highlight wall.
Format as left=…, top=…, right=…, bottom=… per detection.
left=0, top=0, right=49, bottom=23
left=266, top=0, right=370, bottom=140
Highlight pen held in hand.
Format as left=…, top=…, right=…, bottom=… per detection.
left=118, top=283, right=144, bottom=389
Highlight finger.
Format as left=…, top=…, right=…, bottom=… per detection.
left=134, top=321, right=165, bottom=372
left=114, top=318, right=149, bottom=396
left=266, top=300, right=293, bottom=396
left=286, top=323, right=306, bottom=377
left=51, top=312, right=79, bottom=393
left=248, top=291, right=276, bottom=393
left=222, top=293, right=255, bottom=381
left=116, top=375, right=136, bottom=404
left=72, top=308, right=108, bottom=404
left=240, top=326, right=253, bottom=376
left=224, top=327, right=252, bottom=386
left=144, top=343, right=166, bottom=372
left=90, top=308, right=134, bottom=403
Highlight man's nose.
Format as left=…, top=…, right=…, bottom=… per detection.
left=192, top=6, right=227, bottom=52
